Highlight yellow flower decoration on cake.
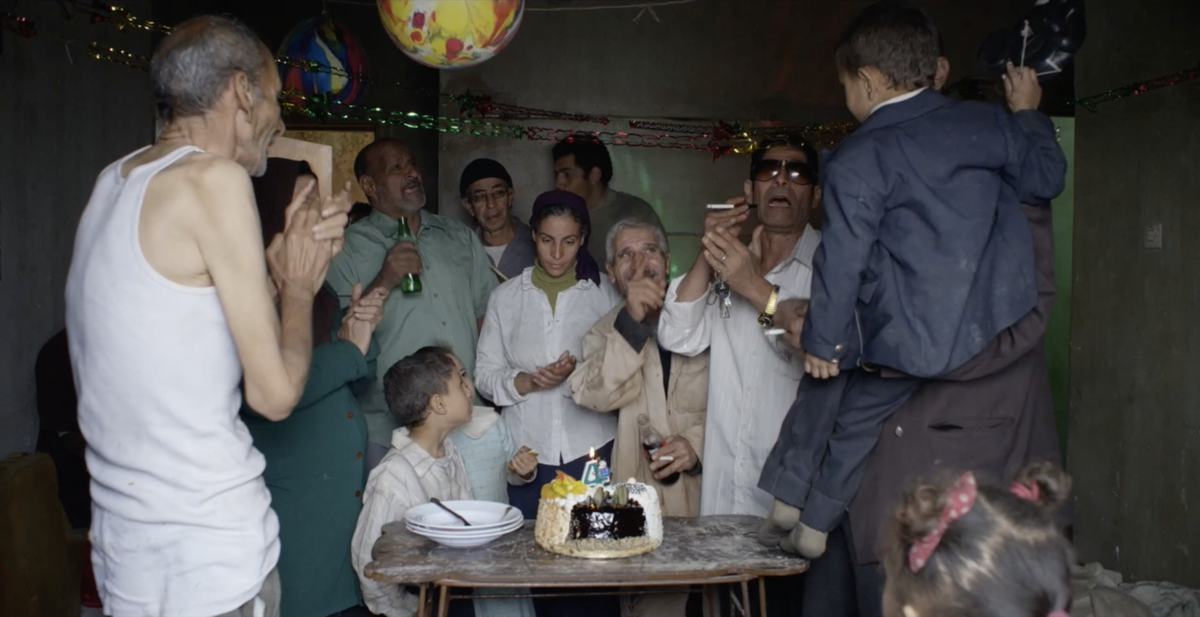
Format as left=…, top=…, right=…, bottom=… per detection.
left=540, top=470, right=587, bottom=499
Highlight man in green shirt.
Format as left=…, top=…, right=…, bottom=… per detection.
left=326, top=138, right=499, bottom=469
left=552, top=133, right=667, bottom=260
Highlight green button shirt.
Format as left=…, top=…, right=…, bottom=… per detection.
left=326, top=209, right=498, bottom=446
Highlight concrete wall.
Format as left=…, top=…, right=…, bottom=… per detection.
left=0, top=1, right=154, bottom=456
left=1068, top=0, right=1200, bottom=586
left=437, top=0, right=1036, bottom=270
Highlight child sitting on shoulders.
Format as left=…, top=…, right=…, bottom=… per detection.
left=883, top=462, right=1074, bottom=617
left=352, top=346, right=536, bottom=617
left=758, top=0, right=1068, bottom=558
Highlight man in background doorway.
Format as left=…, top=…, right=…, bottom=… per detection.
left=552, top=133, right=665, bottom=260
left=459, top=158, right=535, bottom=280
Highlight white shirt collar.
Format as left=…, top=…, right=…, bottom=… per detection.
left=770, top=224, right=822, bottom=274
left=456, top=406, right=501, bottom=440
left=868, top=87, right=928, bottom=117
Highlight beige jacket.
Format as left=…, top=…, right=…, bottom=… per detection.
left=569, top=304, right=709, bottom=517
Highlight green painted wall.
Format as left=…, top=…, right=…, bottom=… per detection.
left=1046, top=117, right=1075, bottom=459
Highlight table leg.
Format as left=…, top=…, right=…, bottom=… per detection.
left=758, top=578, right=768, bottom=617
left=417, top=584, right=427, bottom=617
left=437, top=584, right=451, bottom=617
left=740, top=580, right=751, bottom=617
left=702, top=584, right=720, bottom=617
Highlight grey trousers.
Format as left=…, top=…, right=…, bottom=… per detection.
left=759, top=370, right=921, bottom=532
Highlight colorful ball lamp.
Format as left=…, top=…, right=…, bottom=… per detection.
left=377, top=0, right=525, bottom=70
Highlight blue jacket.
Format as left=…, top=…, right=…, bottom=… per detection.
left=480, top=216, right=537, bottom=281
left=802, top=89, right=1066, bottom=378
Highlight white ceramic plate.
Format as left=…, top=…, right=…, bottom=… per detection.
left=405, top=516, right=523, bottom=535
left=404, top=500, right=521, bottom=531
left=407, top=520, right=523, bottom=548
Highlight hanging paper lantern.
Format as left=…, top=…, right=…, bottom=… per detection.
left=278, top=15, right=370, bottom=105
left=377, top=0, right=525, bottom=70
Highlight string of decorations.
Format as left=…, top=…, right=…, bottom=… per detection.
left=1071, top=63, right=1200, bottom=112
left=72, top=37, right=1200, bottom=157
left=84, top=4, right=172, bottom=34
left=74, top=4, right=1200, bottom=120
left=1, top=11, right=38, bottom=38
left=86, top=41, right=149, bottom=70
left=71, top=2, right=613, bottom=125
left=81, top=43, right=759, bottom=155
left=21, top=4, right=1200, bottom=158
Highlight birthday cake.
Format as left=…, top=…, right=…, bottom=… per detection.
left=534, top=471, right=663, bottom=559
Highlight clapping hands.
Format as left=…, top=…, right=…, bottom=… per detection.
left=337, top=283, right=388, bottom=355
left=515, top=350, right=577, bottom=395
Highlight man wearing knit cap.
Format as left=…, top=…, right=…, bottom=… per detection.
left=460, top=158, right=536, bottom=280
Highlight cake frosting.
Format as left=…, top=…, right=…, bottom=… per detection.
left=534, top=472, right=663, bottom=559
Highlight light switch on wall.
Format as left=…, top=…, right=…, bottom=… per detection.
left=1143, top=222, right=1163, bottom=250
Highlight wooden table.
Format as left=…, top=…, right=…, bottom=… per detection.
left=365, top=515, right=808, bottom=617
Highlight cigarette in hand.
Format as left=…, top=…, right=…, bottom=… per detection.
left=706, top=203, right=757, bottom=210
left=659, top=455, right=675, bottom=462
left=764, top=328, right=787, bottom=336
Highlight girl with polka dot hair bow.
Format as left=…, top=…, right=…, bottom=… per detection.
left=883, top=462, right=1075, bottom=617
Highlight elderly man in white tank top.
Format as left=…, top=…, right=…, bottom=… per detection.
left=65, top=15, right=353, bottom=617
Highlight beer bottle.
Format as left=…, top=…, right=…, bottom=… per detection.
left=396, top=216, right=422, bottom=294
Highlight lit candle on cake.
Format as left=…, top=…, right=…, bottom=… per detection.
left=581, top=447, right=610, bottom=488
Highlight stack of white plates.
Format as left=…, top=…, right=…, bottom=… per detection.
left=404, top=500, right=523, bottom=548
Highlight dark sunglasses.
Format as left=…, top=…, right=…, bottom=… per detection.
left=752, top=159, right=816, bottom=185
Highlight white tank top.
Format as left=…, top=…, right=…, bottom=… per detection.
left=66, top=146, right=279, bottom=617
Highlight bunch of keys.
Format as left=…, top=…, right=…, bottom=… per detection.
left=714, top=275, right=732, bottom=318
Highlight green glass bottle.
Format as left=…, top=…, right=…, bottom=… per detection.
left=396, top=216, right=422, bottom=294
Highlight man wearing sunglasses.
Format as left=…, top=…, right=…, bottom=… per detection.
left=657, top=135, right=823, bottom=524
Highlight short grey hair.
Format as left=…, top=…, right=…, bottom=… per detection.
left=151, top=15, right=270, bottom=123
left=605, top=217, right=669, bottom=264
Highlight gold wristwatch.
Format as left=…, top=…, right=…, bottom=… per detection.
left=758, top=285, right=781, bottom=328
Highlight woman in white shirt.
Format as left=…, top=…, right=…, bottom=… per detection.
left=475, top=190, right=618, bottom=519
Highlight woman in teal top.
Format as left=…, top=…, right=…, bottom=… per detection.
left=245, top=159, right=384, bottom=617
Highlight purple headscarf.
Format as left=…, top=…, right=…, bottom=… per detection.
left=529, top=190, right=601, bottom=285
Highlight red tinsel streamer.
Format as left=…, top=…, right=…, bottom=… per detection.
left=464, top=93, right=610, bottom=125
left=523, top=126, right=753, bottom=159
left=627, top=120, right=728, bottom=135
left=1, top=12, right=37, bottom=38
left=1072, top=63, right=1200, bottom=112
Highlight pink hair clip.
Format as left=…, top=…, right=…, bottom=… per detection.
left=1010, top=479, right=1041, bottom=502
left=908, top=472, right=977, bottom=572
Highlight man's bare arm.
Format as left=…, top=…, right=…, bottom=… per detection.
left=193, top=160, right=323, bottom=420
